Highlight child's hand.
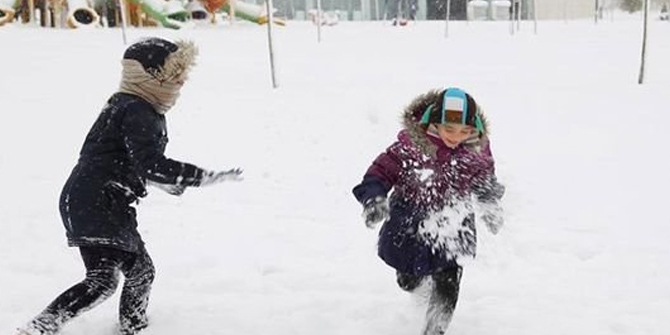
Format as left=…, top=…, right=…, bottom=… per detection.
left=479, top=202, right=504, bottom=235
left=161, top=184, right=186, bottom=196
left=148, top=180, right=186, bottom=196
left=200, top=168, right=244, bottom=186
left=362, top=196, right=390, bottom=229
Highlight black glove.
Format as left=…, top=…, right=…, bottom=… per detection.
left=362, top=196, right=390, bottom=229
left=199, top=168, right=244, bottom=186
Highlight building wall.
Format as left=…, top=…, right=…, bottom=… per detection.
left=265, top=0, right=599, bottom=21
left=535, top=0, right=596, bottom=20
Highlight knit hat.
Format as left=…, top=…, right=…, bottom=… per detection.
left=419, top=87, right=484, bottom=132
left=122, top=37, right=198, bottom=82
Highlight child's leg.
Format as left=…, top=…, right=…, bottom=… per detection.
left=24, top=247, right=126, bottom=335
left=118, top=246, right=155, bottom=335
left=395, top=271, right=425, bottom=292
left=422, top=266, right=463, bottom=335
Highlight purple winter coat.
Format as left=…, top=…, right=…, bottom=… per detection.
left=353, top=90, right=503, bottom=276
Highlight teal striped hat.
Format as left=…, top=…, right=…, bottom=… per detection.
left=420, top=88, right=484, bottom=132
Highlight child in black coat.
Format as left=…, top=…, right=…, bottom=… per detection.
left=15, top=38, right=243, bottom=335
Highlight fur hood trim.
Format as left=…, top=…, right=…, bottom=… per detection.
left=401, top=89, right=490, bottom=157
left=149, top=40, right=198, bottom=82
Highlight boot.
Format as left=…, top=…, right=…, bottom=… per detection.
left=421, top=267, right=462, bottom=335
left=396, top=271, right=425, bottom=292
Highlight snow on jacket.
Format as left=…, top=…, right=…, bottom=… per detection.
left=352, top=90, right=504, bottom=275
left=59, top=92, right=208, bottom=252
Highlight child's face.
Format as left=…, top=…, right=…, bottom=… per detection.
left=435, top=123, right=477, bottom=149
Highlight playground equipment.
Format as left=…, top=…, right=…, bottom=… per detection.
left=0, top=0, right=285, bottom=28
left=118, top=0, right=285, bottom=28
left=1, top=0, right=98, bottom=27
left=127, top=0, right=189, bottom=29
left=226, top=0, right=284, bottom=25
left=198, top=0, right=285, bottom=25
left=67, top=0, right=100, bottom=28
left=0, top=0, right=19, bottom=26
left=186, top=0, right=209, bottom=21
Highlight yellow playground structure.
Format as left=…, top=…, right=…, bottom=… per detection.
left=0, top=0, right=285, bottom=28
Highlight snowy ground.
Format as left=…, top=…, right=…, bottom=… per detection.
left=1, top=16, right=670, bottom=335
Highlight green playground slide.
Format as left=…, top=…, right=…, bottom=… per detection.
left=129, top=0, right=190, bottom=29
left=223, top=0, right=285, bottom=25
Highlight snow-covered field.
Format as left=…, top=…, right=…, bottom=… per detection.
left=1, top=16, right=670, bottom=335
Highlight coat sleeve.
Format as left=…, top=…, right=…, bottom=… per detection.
left=352, top=142, right=405, bottom=205
left=121, top=105, right=206, bottom=186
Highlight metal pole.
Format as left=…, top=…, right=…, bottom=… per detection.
left=594, top=0, right=598, bottom=24
left=516, top=0, right=521, bottom=31
left=445, top=0, right=451, bottom=38
left=509, top=0, right=515, bottom=35
left=638, top=0, right=649, bottom=84
left=266, top=0, right=278, bottom=88
left=316, top=0, right=322, bottom=42
left=118, top=0, right=128, bottom=45
left=465, top=0, right=469, bottom=26
left=533, top=0, right=537, bottom=34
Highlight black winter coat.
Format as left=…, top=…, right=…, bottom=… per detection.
left=60, top=93, right=206, bottom=252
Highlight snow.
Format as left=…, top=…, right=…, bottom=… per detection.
left=2, top=16, right=670, bottom=335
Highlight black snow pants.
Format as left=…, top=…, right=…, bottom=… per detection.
left=28, top=246, right=155, bottom=335
left=396, top=266, right=463, bottom=335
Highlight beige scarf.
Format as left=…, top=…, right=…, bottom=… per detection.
left=119, top=60, right=182, bottom=114
left=118, top=40, right=198, bottom=114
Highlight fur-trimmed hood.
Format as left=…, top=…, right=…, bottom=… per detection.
left=122, top=38, right=198, bottom=82
left=401, top=89, right=490, bottom=157
left=149, top=40, right=198, bottom=82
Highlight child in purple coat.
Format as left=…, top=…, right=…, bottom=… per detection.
left=352, top=87, right=504, bottom=335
